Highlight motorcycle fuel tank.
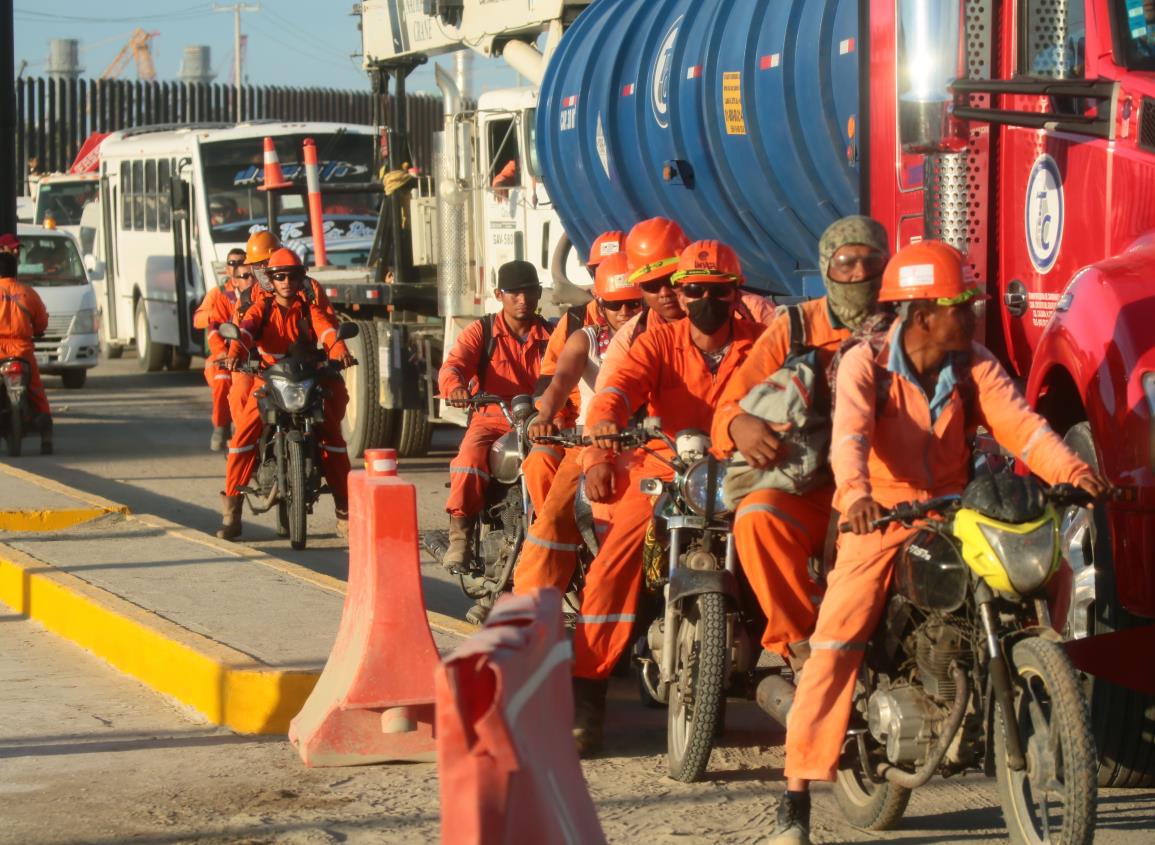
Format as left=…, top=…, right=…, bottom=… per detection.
left=538, top=0, right=862, bottom=294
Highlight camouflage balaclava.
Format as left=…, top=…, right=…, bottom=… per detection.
left=818, top=215, right=890, bottom=330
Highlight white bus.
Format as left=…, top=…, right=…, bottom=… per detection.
left=86, top=122, right=381, bottom=370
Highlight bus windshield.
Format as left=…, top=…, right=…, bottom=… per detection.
left=36, top=180, right=99, bottom=226
left=199, top=132, right=381, bottom=248
left=18, top=234, right=87, bottom=286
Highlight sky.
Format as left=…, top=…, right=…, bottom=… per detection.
left=13, top=1, right=524, bottom=97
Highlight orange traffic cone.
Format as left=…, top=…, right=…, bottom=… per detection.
left=257, top=136, right=293, bottom=192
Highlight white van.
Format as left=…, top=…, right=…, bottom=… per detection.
left=16, top=224, right=101, bottom=389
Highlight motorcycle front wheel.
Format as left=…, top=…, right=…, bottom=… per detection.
left=995, top=636, right=1097, bottom=845
left=287, top=439, right=308, bottom=550
left=666, top=592, right=727, bottom=782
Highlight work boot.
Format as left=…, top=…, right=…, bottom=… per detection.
left=572, top=677, right=609, bottom=757
left=210, top=426, right=229, bottom=452
left=37, top=415, right=53, bottom=456
left=443, top=516, right=474, bottom=572
left=334, top=502, right=349, bottom=540
left=216, top=493, right=243, bottom=541
left=760, top=791, right=811, bottom=845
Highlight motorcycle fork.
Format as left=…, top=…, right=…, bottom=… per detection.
left=659, top=526, right=682, bottom=687
left=979, top=598, right=1027, bottom=771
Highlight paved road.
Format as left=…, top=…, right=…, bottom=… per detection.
left=3, top=355, right=1155, bottom=844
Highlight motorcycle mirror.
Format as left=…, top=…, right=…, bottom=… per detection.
left=642, top=415, right=664, bottom=436
left=337, top=322, right=360, bottom=341
left=217, top=322, right=240, bottom=341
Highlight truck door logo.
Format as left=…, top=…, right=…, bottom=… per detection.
left=1025, top=154, right=1064, bottom=274
left=652, top=18, right=682, bottom=129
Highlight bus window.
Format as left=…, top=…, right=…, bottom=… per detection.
left=144, top=160, right=158, bottom=231
left=157, top=159, right=172, bottom=231
left=132, top=160, right=144, bottom=231
left=121, top=162, right=132, bottom=229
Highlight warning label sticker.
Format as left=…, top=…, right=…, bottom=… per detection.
left=722, top=72, right=745, bottom=136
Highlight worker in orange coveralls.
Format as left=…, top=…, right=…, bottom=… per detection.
left=226, top=231, right=283, bottom=423
left=764, top=240, right=1111, bottom=845
left=193, top=247, right=248, bottom=451
left=513, top=252, right=643, bottom=597
left=216, top=248, right=356, bottom=542
left=711, top=215, right=890, bottom=719
left=525, top=230, right=626, bottom=513
left=572, top=240, right=766, bottom=755
left=439, top=260, right=552, bottom=572
left=0, top=234, right=53, bottom=453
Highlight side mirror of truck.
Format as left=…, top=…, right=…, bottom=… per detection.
left=336, top=322, right=360, bottom=342
left=170, top=176, right=189, bottom=213
left=217, top=322, right=240, bottom=341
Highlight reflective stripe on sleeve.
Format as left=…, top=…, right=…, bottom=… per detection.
left=228, top=444, right=256, bottom=454
left=526, top=533, right=582, bottom=553
left=1019, top=424, right=1054, bottom=464
left=597, top=386, right=630, bottom=402
left=810, top=639, right=867, bottom=651
left=576, top=613, right=636, bottom=625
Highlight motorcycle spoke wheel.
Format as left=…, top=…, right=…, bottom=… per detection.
left=287, top=440, right=308, bottom=550
left=834, top=734, right=911, bottom=831
left=666, top=592, right=727, bottom=783
left=995, top=637, right=1096, bottom=845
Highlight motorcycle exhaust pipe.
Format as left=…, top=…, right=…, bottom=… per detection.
left=877, top=665, right=969, bottom=790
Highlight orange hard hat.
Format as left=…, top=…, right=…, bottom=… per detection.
left=245, top=230, right=280, bottom=265
left=266, top=247, right=304, bottom=272
left=878, top=240, right=987, bottom=304
left=626, top=217, right=689, bottom=284
left=671, top=240, right=745, bottom=285
left=593, top=253, right=641, bottom=302
left=588, top=230, right=626, bottom=268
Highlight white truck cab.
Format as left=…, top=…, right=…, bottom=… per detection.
left=16, top=224, right=101, bottom=389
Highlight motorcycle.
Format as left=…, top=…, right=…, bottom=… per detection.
left=831, top=473, right=1098, bottom=845
left=217, top=321, right=359, bottom=551
left=0, top=356, right=34, bottom=457
left=621, top=418, right=762, bottom=783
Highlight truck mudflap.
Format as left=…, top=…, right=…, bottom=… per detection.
left=375, top=322, right=427, bottom=412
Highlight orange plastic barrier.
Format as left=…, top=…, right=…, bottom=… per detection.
left=289, top=449, right=440, bottom=766
left=436, top=588, right=607, bottom=845
left=257, top=136, right=293, bottom=192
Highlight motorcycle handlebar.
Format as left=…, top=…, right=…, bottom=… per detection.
left=838, top=495, right=962, bottom=534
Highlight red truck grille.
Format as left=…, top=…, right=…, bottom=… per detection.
left=1140, top=98, right=1155, bottom=154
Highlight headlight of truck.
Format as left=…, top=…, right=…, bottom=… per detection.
left=69, top=308, right=96, bottom=335
left=268, top=375, right=313, bottom=413
left=680, top=458, right=730, bottom=518
left=978, top=520, right=1058, bottom=596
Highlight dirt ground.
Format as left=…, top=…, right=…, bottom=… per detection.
left=5, top=616, right=1155, bottom=845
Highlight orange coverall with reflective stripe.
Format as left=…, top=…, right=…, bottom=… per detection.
left=711, top=298, right=850, bottom=657
left=574, top=317, right=765, bottom=679
left=438, top=312, right=551, bottom=518
left=223, top=294, right=352, bottom=502
left=0, top=276, right=50, bottom=416
left=193, top=282, right=239, bottom=428
left=785, top=322, right=1095, bottom=782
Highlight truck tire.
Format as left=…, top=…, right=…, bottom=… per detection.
left=394, top=408, right=432, bottom=458
left=340, top=320, right=394, bottom=459
left=134, top=299, right=167, bottom=372
left=168, top=349, right=192, bottom=371
left=60, top=370, right=87, bottom=390
left=1064, top=421, right=1155, bottom=787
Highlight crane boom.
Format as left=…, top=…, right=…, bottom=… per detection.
left=359, top=0, right=588, bottom=66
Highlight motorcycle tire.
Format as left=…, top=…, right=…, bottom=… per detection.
left=994, top=636, right=1096, bottom=845
left=666, top=592, right=727, bottom=783
left=287, top=439, right=308, bottom=551
left=275, top=500, right=290, bottom=538
left=6, top=404, right=22, bottom=458
left=833, top=739, right=912, bottom=831
left=1063, top=421, right=1155, bottom=787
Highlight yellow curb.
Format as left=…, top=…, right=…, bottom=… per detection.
left=0, top=461, right=132, bottom=514
left=0, top=543, right=318, bottom=735
left=0, top=507, right=129, bottom=532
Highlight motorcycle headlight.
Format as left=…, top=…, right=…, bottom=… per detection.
left=69, top=308, right=96, bottom=335
left=977, top=518, right=1058, bottom=596
left=680, top=457, right=731, bottom=518
left=896, top=527, right=969, bottom=613
left=488, top=431, right=521, bottom=485
left=268, top=374, right=313, bottom=412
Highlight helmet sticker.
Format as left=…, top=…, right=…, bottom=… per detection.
left=899, top=264, right=936, bottom=288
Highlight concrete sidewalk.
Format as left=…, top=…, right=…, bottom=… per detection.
left=0, top=462, right=470, bottom=735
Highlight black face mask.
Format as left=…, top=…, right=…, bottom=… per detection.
left=686, top=297, right=733, bottom=334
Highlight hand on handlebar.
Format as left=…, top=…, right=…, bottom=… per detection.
left=589, top=420, right=622, bottom=451
left=221, top=356, right=241, bottom=372
left=843, top=496, right=884, bottom=535
left=1076, top=472, right=1113, bottom=505
left=337, top=352, right=358, bottom=370
left=446, top=387, right=472, bottom=409
left=528, top=417, right=560, bottom=442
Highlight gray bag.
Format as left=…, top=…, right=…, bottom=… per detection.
left=722, top=305, right=832, bottom=509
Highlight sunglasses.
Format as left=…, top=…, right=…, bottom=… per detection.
left=269, top=272, right=303, bottom=282
left=236, top=272, right=254, bottom=280
left=638, top=278, right=675, bottom=295
left=678, top=283, right=736, bottom=300
left=499, top=286, right=542, bottom=297
left=601, top=298, right=643, bottom=312
left=227, top=259, right=246, bottom=268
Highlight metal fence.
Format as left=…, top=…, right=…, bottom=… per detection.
left=14, top=76, right=444, bottom=194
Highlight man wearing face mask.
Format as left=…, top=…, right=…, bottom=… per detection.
left=571, top=240, right=766, bottom=754
left=711, top=215, right=890, bottom=718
